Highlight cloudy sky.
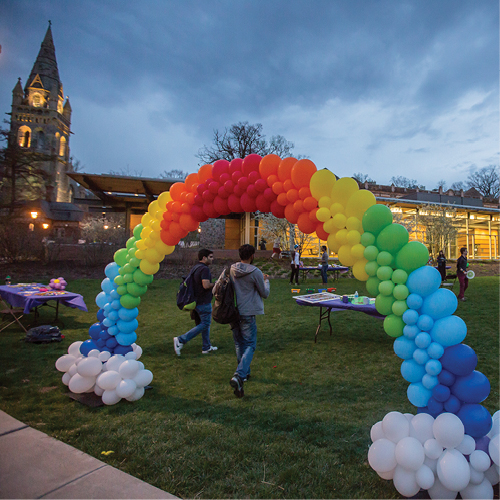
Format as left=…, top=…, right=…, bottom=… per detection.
left=0, top=0, right=498, bottom=189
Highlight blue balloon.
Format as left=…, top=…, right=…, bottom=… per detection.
left=438, top=369, right=456, bottom=387
left=103, top=303, right=112, bottom=313
left=96, top=339, right=106, bottom=348
left=440, top=344, right=478, bottom=376
left=99, top=330, right=111, bottom=340
left=113, top=345, right=133, bottom=355
left=96, top=308, right=106, bottom=322
left=427, top=342, right=444, bottom=359
left=101, top=277, right=115, bottom=294
left=108, top=325, right=119, bottom=336
left=116, top=331, right=137, bottom=346
left=431, top=316, right=467, bottom=347
left=421, top=288, right=458, bottom=320
left=451, top=370, right=491, bottom=404
left=102, top=317, right=115, bottom=328
left=80, top=339, right=98, bottom=356
left=111, top=299, right=121, bottom=310
left=406, top=293, right=423, bottom=310
left=413, top=348, right=430, bottom=365
left=118, top=307, right=139, bottom=321
left=444, top=395, right=461, bottom=414
left=415, top=332, right=431, bottom=349
left=117, top=318, right=139, bottom=334
left=417, top=314, right=434, bottom=332
left=107, top=310, right=119, bottom=322
left=393, top=337, right=417, bottom=359
left=457, top=404, right=493, bottom=438
left=88, top=322, right=101, bottom=340
left=422, top=374, right=439, bottom=389
left=407, top=382, right=432, bottom=407
left=95, top=291, right=109, bottom=308
left=407, top=266, right=442, bottom=297
left=432, top=384, right=451, bottom=402
left=427, top=397, right=444, bottom=415
left=105, top=262, right=120, bottom=280
left=109, top=290, right=121, bottom=301
left=401, top=359, right=426, bottom=383
left=425, top=359, right=442, bottom=376
left=403, top=325, right=420, bottom=339
left=106, top=337, right=118, bottom=348
left=101, top=346, right=112, bottom=353
left=402, top=309, right=419, bottom=325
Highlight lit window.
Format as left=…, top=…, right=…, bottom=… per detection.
left=42, top=223, right=49, bottom=229
left=31, top=211, right=38, bottom=219
left=32, top=93, right=41, bottom=107
left=59, top=136, right=66, bottom=157
left=18, top=126, right=31, bottom=147
left=29, top=223, right=34, bottom=231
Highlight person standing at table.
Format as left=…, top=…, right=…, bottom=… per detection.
left=456, top=247, right=469, bottom=302
left=437, top=249, right=447, bottom=281
left=289, top=244, right=301, bottom=286
left=320, top=245, right=329, bottom=286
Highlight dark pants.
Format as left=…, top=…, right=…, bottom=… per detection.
left=437, top=264, right=446, bottom=281
left=290, top=264, right=300, bottom=284
left=458, top=273, right=469, bottom=299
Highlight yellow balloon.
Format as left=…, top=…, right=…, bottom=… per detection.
left=338, top=244, right=355, bottom=267
left=316, top=207, right=331, bottom=222
left=318, top=196, right=332, bottom=208
left=150, top=220, right=161, bottom=232
left=149, top=230, right=161, bottom=242
left=148, top=200, right=159, bottom=217
left=155, top=239, right=175, bottom=256
left=329, top=202, right=345, bottom=216
left=335, top=228, right=348, bottom=245
left=136, top=239, right=147, bottom=250
left=331, top=177, right=359, bottom=207
left=144, top=248, right=163, bottom=264
left=332, top=213, right=347, bottom=229
left=327, top=232, right=340, bottom=253
left=140, top=259, right=160, bottom=275
left=323, top=218, right=337, bottom=234
left=352, top=258, right=369, bottom=281
left=345, top=189, right=377, bottom=220
left=310, top=169, right=336, bottom=201
left=346, top=230, right=361, bottom=246
left=135, top=249, right=146, bottom=260
left=141, top=213, right=152, bottom=227
left=346, top=216, right=362, bottom=232
left=140, top=226, right=153, bottom=240
left=144, top=237, right=156, bottom=249
left=157, top=191, right=172, bottom=211
left=351, top=243, right=365, bottom=259
left=153, top=208, right=164, bottom=221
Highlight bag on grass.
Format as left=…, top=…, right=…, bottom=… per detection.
left=212, top=266, right=239, bottom=325
left=25, top=325, right=63, bottom=343
left=176, top=264, right=204, bottom=311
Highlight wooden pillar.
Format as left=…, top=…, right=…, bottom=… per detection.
left=244, top=212, right=250, bottom=245
left=488, top=218, right=492, bottom=259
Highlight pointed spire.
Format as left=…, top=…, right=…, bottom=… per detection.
left=13, top=77, right=23, bottom=95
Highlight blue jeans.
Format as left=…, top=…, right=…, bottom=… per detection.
left=321, top=264, right=328, bottom=284
left=178, top=302, right=212, bottom=351
left=231, top=315, right=257, bottom=380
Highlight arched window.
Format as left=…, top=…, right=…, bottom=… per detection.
left=59, top=136, right=66, bottom=157
left=18, top=126, right=31, bottom=148
left=32, top=93, right=42, bottom=107
left=36, top=130, right=45, bottom=151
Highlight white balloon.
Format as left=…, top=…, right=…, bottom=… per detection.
left=424, top=456, right=438, bottom=473
left=133, top=344, right=142, bottom=360
left=470, top=450, right=491, bottom=473
left=416, top=464, right=435, bottom=490
left=137, top=361, right=145, bottom=370
left=102, top=389, right=121, bottom=405
left=483, top=464, right=499, bottom=485
left=368, top=439, right=397, bottom=473
left=456, top=435, right=476, bottom=456
left=68, top=341, right=83, bottom=357
left=370, top=421, right=385, bottom=442
left=404, top=412, right=414, bottom=421
left=88, top=349, right=100, bottom=358
left=377, top=468, right=395, bottom=480
left=94, top=385, right=104, bottom=396
left=437, top=449, right=471, bottom=491
left=468, top=466, right=484, bottom=485
left=125, top=351, right=137, bottom=360
left=74, top=357, right=83, bottom=365
left=98, top=351, right=111, bottom=362
left=382, top=411, right=410, bottom=443
left=395, top=436, right=425, bottom=471
left=410, top=413, right=435, bottom=443
left=487, top=418, right=499, bottom=439
left=460, top=478, right=494, bottom=500
left=55, top=354, right=77, bottom=372
left=393, top=465, right=420, bottom=497
left=133, top=369, right=153, bottom=388
left=489, top=434, right=499, bottom=466
left=84, top=385, right=95, bottom=393
left=68, top=373, right=96, bottom=394
left=76, top=357, right=103, bottom=377
left=119, top=359, right=140, bottom=379
left=424, top=438, right=444, bottom=460
left=97, top=370, right=121, bottom=391
left=61, top=372, right=71, bottom=386
left=106, top=355, right=125, bottom=372
left=433, top=413, right=464, bottom=449
left=428, top=478, right=458, bottom=499
left=115, top=379, right=137, bottom=398
left=68, top=364, right=78, bottom=377
left=125, top=386, right=145, bottom=402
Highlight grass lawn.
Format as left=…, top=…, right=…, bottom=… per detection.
left=0, top=272, right=498, bottom=499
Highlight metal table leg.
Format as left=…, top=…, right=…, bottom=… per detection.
left=315, top=306, right=333, bottom=343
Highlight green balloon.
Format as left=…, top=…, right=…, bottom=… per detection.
left=364, top=245, right=379, bottom=262
left=123, top=273, right=134, bottom=283
left=377, top=265, right=393, bottom=281
left=391, top=269, right=408, bottom=284
left=127, top=282, right=148, bottom=297
left=378, top=279, right=395, bottom=296
left=377, top=251, right=393, bottom=267
left=118, top=266, right=127, bottom=276
left=114, top=275, right=125, bottom=286
left=365, top=261, right=379, bottom=277
left=395, top=241, right=430, bottom=274
left=392, top=300, right=408, bottom=316
left=128, top=247, right=137, bottom=258
left=376, top=223, right=409, bottom=255
left=129, top=257, right=141, bottom=269
left=360, top=232, right=376, bottom=247
left=393, top=284, right=409, bottom=301
left=375, top=294, right=396, bottom=316
left=362, top=204, right=393, bottom=236
left=133, top=268, right=154, bottom=285
left=121, top=263, right=133, bottom=275
left=120, top=293, right=141, bottom=309
left=117, top=285, right=128, bottom=295
left=133, top=224, right=143, bottom=239
left=114, top=248, right=129, bottom=267
left=383, top=314, right=405, bottom=338
left=366, top=276, right=381, bottom=296
left=126, top=237, right=137, bottom=250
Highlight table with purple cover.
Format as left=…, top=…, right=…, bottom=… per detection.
left=298, top=265, right=349, bottom=281
left=0, top=284, right=88, bottom=321
left=295, top=296, right=385, bottom=342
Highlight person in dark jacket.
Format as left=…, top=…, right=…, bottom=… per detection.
left=229, top=244, right=270, bottom=398
left=437, top=250, right=447, bottom=281
left=456, top=247, right=469, bottom=301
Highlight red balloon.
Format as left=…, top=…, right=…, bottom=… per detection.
left=284, top=204, right=300, bottom=224
left=213, top=196, right=231, bottom=215
left=242, top=154, right=262, bottom=176
left=194, top=194, right=204, bottom=206
left=212, top=159, right=230, bottom=181
left=255, top=178, right=267, bottom=193
left=179, top=214, right=198, bottom=232
left=303, top=196, right=317, bottom=211
left=246, top=184, right=258, bottom=198
left=203, top=201, right=219, bottom=219
left=315, top=221, right=329, bottom=241
left=233, top=184, right=245, bottom=197
left=191, top=205, right=209, bottom=222
left=160, top=230, right=180, bottom=246
left=266, top=174, right=279, bottom=188
left=197, top=182, right=207, bottom=196
left=255, top=194, right=272, bottom=213
left=232, top=170, right=242, bottom=183
left=263, top=187, right=276, bottom=202
left=240, top=192, right=257, bottom=212
left=169, top=221, right=186, bottom=239
left=237, top=176, right=249, bottom=190
left=219, top=172, right=230, bottom=184
left=277, top=192, right=288, bottom=206
left=208, top=181, right=220, bottom=195
left=297, top=213, right=316, bottom=234
left=227, top=194, right=243, bottom=213
left=218, top=186, right=229, bottom=199
left=170, top=182, right=186, bottom=201
left=224, top=179, right=235, bottom=194
left=229, top=158, right=243, bottom=175
left=171, top=212, right=180, bottom=222
left=202, top=190, right=215, bottom=202
left=160, top=219, right=170, bottom=230
left=248, top=171, right=260, bottom=184
left=270, top=200, right=286, bottom=219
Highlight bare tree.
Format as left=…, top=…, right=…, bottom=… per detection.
left=159, top=169, right=188, bottom=180
left=467, top=165, right=499, bottom=199
left=196, top=122, right=297, bottom=164
left=353, top=172, right=376, bottom=184
left=254, top=212, right=295, bottom=251
left=108, top=165, right=143, bottom=177
left=390, top=176, right=425, bottom=189
left=450, top=181, right=466, bottom=191
left=435, top=180, right=447, bottom=190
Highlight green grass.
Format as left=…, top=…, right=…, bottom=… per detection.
left=0, top=274, right=498, bottom=498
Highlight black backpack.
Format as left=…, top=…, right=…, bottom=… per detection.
left=25, top=325, right=63, bottom=343
left=177, top=264, right=203, bottom=311
left=212, top=266, right=240, bottom=324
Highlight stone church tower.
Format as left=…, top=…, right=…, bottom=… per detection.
left=9, top=22, right=74, bottom=202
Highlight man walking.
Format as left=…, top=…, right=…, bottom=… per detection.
left=457, top=247, right=469, bottom=302
left=229, top=244, right=270, bottom=398
left=174, top=249, right=218, bottom=355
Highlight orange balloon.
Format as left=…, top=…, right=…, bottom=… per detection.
left=185, top=192, right=195, bottom=204
left=309, top=207, right=319, bottom=222
left=170, top=182, right=186, bottom=201
left=181, top=203, right=191, bottom=213
left=293, top=199, right=304, bottom=213
left=259, top=154, right=281, bottom=179
left=299, top=186, right=311, bottom=199
left=277, top=192, right=289, bottom=206
left=171, top=201, right=182, bottom=213
left=185, top=173, right=199, bottom=189
left=278, top=157, right=297, bottom=182
left=303, top=196, right=318, bottom=211
left=160, top=230, right=179, bottom=247
left=291, top=159, right=317, bottom=188
left=272, top=181, right=284, bottom=195
left=283, top=179, right=294, bottom=192
left=179, top=213, right=198, bottom=232
left=297, top=212, right=316, bottom=234
left=267, top=174, right=279, bottom=188
left=284, top=204, right=300, bottom=224
left=286, top=189, right=299, bottom=203
left=198, top=164, right=213, bottom=183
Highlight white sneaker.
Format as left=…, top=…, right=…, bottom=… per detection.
left=202, top=346, right=218, bottom=354
left=173, top=337, right=183, bottom=356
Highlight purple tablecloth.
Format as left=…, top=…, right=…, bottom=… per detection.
left=295, top=297, right=384, bottom=318
left=0, top=285, right=88, bottom=314
left=299, top=266, right=349, bottom=272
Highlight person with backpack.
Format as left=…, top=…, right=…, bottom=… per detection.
left=229, top=244, right=270, bottom=398
left=174, top=248, right=218, bottom=355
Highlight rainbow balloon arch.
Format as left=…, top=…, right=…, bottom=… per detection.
left=56, top=154, right=499, bottom=498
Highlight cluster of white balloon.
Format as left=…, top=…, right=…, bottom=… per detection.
left=55, top=341, right=153, bottom=405
left=369, top=411, right=500, bottom=498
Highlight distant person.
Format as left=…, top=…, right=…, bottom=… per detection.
left=456, top=247, right=469, bottom=302
left=320, top=245, right=329, bottom=286
left=259, top=238, right=267, bottom=251
left=271, top=237, right=281, bottom=259
left=174, top=248, right=218, bottom=355
left=437, top=250, right=447, bottom=281
left=289, top=244, right=301, bottom=286
left=229, top=244, right=270, bottom=398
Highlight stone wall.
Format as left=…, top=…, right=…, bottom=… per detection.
left=199, top=219, right=226, bottom=249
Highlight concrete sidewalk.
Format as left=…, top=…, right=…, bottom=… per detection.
left=0, top=411, right=177, bottom=499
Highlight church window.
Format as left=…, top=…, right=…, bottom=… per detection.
left=36, top=130, right=45, bottom=150
left=57, top=100, right=63, bottom=114
left=32, top=93, right=41, bottom=107
left=59, top=136, right=66, bottom=157
left=18, top=126, right=31, bottom=148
